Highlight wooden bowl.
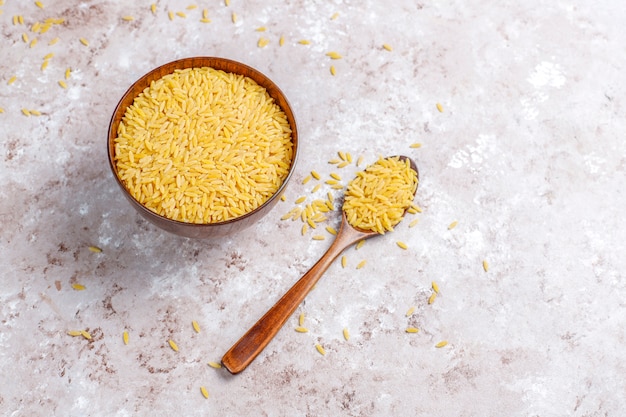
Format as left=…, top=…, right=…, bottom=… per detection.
left=107, top=57, right=298, bottom=238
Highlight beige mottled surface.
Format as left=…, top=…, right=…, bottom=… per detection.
left=1, top=1, right=626, bottom=416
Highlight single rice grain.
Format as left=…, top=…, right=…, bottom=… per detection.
left=428, top=292, right=436, bottom=305
left=200, top=386, right=209, bottom=399
left=435, top=340, right=448, bottom=348
left=168, top=339, right=179, bottom=352
left=192, top=320, right=201, bottom=333
left=406, top=327, right=419, bottom=333
left=315, top=343, right=326, bottom=355
left=343, top=327, right=350, bottom=341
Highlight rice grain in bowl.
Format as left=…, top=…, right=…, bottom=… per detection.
left=107, top=57, right=298, bottom=238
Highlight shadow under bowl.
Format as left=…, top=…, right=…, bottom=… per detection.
left=107, top=57, right=298, bottom=238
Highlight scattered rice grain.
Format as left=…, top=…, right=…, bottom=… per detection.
left=48, top=37, right=59, bottom=45
left=298, top=40, right=310, bottom=45
left=310, top=170, right=321, bottom=180
left=200, top=386, right=209, bottom=399
left=79, top=37, right=89, bottom=46
left=279, top=35, right=285, bottom=46
left=396, top=241, right=408, bottom=250
left=311, top=183, right=321, bottom=193
left=35, top=1, right=44, bottom=8
left=176, top=11, right=187, bottom=18
left=231, top=12, right=237, bottom=23
left=151, top=3, right=157, bottom=14
left=448, top=221, right=458, bottom=230
left=483, top=260, right=489, bottom=272
left=122, top=15, right=134, bottom=21
left=341, top=255, right=347, bottom=268
left=168, top=339, right=179, bottom=352
left=331, top=12, right=339, bottom=20
left=295, top=326, right=309, bottom=333
left=22, top=33, right=29, bottom=43
left=436, top=103, right=444, bottom=112
left=325, top=225, right=337, bottom=235
left=21, top=108, right=31, bottom=117
left=8, top=75, right=18, bottom=85
left=432, top=281, right=440, bottom=294
left=406, top=327, right=419, bottom=333
left=435, top=340, right=448, bottom=348
left=58, top=80, right=67, bottom=88
left=312, top=235, right=325, bottom=240
left=325, top=51, right=342, bottom=59
left=405, top=306, right=415, bottom=317
left=71, top=283, right=86, bottom=291
left=30, top=38, right=38, bottom=48
left=88, top=245, right=102, bottom=253
left=408, top=218, right=419, bottom=228
left=294, top=196, right=306, bottom=204
left=67, top=330, right=82, bottom=336
left=123, top=331, right=129, bottom=345
left=382, top=43, right=393, bottom=51
left=343, top=327, right=350, bottom=341
left=298, top=312, right=305, bottom=326
left=355, top=239, right=365, bottom=250
left=409, top=143, right=422, bottom=148
left=428, top=292, right=436, bottom=305
left=192, top=320, right=201, bottom=333
left=81, top=330, right=92, bottom=340
left=208, top=361, right=222, bottom=369
left=315, top=343, right=326, bottom=355
left=356, top=259, right=366, bottom=269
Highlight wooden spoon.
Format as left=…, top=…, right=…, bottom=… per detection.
left=221, top=156, right=419, bottom=374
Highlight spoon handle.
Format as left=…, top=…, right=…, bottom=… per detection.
left=221, top=218, right=369, bottom=374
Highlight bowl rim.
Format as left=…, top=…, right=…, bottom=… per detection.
left=107, top=56, right=298, bottom=230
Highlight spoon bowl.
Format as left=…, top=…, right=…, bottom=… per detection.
left=221, top=156, right=419, bottom=374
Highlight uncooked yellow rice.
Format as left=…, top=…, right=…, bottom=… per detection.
left=114, top=67, right=294, bottom=224
left=200, top=386, right=209, bottom=399
left=432, top=281, right=440, bottom=294
left=405, top=306, right=415, bottom=317
left=343, top=327, right=350, bottom=341
left=435, top=340, right=448, bottom=348
left=483, top=259, right=489, bottom=272
left=343, top=156, right=418, bottom=233
left=168, top=339, right=179, bottom=352
left=315, top=343, right=326, bottom=355
left=208, top=361, right=222, bottom=369
left=295, top=326, right=309, bottom=333
left=123, top=331, right=129, bottom=345
left=406, top=327, right=419, bottom=333
left=428, top=292, right=436, bottom=304
left=192, top=320, right=201, bottom=333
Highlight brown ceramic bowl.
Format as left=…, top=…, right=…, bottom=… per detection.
left=107, top=57, right=298, bottom=238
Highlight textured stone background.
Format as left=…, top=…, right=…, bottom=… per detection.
left=1, top=1, right=625, bottom=416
